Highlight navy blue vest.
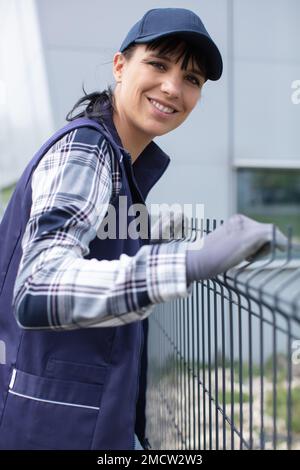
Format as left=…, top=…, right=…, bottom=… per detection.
left=0, top=110, right=170, bottom=449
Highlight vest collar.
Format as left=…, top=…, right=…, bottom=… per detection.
left=100, top=101, right=171, bottom=200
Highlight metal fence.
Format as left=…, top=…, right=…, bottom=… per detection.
left=146, top=218, right=300, bottom=450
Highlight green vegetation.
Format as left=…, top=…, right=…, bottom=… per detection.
left=223, top=390, right=249, bottom=404
left=150, top=353, right=287, bottom=384
left=266, top=386, right=300, bottom=434
left=264, top=353, right=288, bottom=383
left=0, top=183, right=16, bottom=208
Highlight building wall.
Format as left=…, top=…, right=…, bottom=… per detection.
left=34, top=0, right=230, bottom=221
left=233, top=0, right=300, bottom=167
left=1, top=0, right=299, bottom=224
left=0, top=0, right=54, bottom=190
left=232, top=0, right=300, bottom=240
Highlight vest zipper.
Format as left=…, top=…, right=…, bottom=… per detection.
left=123, top=150, right=146, bottom=451
left=132, top=321, right=144, bottom=450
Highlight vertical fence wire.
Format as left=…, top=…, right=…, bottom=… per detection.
left=146, top=217, right=300, bottom=450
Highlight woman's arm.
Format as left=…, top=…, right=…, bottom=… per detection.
left=12, top=127, right=192, bottom=330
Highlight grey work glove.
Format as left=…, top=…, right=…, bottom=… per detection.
left=186, top=214, right=287, bottom=282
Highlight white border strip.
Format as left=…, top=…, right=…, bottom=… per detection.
left=9, top=368, right=17, bottom=389
left=8, top=390, right=100, bottom=410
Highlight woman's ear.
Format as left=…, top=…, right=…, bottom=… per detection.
left=113, top=52, right=126, bottom=83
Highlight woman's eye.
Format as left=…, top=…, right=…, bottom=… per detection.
left=149, top=61, right=165, bottom=70
left=187, top=76, right=200, bottom=87
left=148, top=61, right=201, bottom=87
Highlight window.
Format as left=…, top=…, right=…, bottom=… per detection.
left=237, top=169, right=300, bottom=242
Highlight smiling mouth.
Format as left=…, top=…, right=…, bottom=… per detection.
left=147, top=97, right=178, bottom=115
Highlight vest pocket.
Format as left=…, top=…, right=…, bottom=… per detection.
left=45, top=357, right=108, bottom=385
left=0, top=368, right=103, bottom=449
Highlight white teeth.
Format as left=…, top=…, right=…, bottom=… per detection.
left=149, top=99, right=175, bottom=114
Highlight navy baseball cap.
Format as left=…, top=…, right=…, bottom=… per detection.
left=119, top=8, right=223, bottom=81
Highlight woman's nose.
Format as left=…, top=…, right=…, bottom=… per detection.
left=160, top=75, right=182, bottom=97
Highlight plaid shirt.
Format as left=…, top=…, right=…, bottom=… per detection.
left=12, top=126, right=192, bottom=329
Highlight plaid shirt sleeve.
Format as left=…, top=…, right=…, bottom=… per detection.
left=12, top=126, right=192, bottom=330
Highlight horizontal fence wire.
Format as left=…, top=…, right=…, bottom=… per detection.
left=146, top=217, right=300, bottom=450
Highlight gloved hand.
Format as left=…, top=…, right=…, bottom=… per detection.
left=186, top=214, right=287, bottom=282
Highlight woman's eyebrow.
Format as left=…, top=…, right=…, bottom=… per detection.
left=147, top=53, right=204, bottom=76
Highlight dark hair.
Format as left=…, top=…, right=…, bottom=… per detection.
left=65, top=36, right=207, bottom=123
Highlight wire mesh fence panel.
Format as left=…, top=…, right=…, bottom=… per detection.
left=146, top=218, right=300, bottom=450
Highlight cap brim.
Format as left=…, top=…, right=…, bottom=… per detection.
left=135, top=31, right=223, bottom=81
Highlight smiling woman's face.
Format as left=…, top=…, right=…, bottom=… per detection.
left=112, top=43, right=206, bottom=140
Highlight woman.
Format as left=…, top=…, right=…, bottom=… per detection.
left=0, top=8, right=285, bottom=450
